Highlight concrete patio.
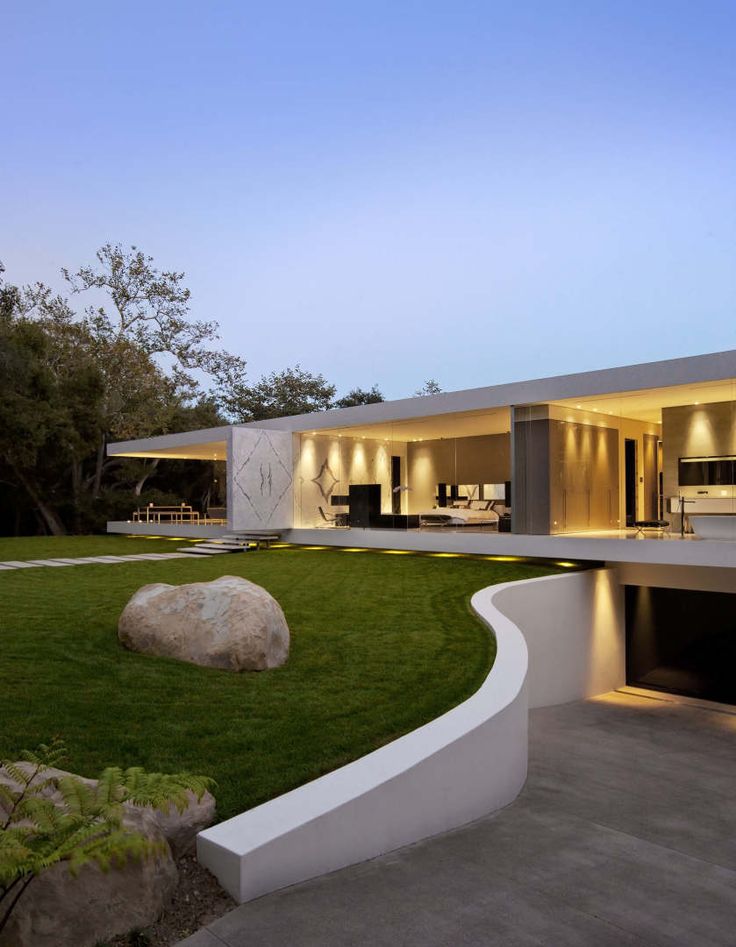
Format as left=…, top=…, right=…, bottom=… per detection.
left=180, top=692, right=736, bottom=947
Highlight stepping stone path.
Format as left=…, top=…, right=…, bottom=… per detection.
left=0, top=552, right=196, bottom=571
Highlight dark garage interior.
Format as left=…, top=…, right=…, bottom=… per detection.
left=626, top=585, right=736, bottom=705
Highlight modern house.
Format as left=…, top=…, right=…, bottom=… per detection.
left=108, top=349, right=736, bottom=707
left=108, top=349, right=736, bottom=903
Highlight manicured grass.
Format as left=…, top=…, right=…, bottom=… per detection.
left=0, top=540, right=563, bottom=820
left=0, top=534, right=198, bottom=560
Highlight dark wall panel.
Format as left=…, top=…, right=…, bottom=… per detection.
left=626, top=585, right=736, bottom=705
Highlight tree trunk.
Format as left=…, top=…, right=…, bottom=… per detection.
left=92, top=434, right=106, bottom=499
left=134, top=458, right=159, bottom=496
left=12, top=466, right=67, bottom=536
left=71, top=457, right=83, bottom=533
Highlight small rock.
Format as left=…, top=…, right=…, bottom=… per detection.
left=0, top=766, right=177, bottom=947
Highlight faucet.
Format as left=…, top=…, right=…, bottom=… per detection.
left=678, top=495, right=696, bottom=538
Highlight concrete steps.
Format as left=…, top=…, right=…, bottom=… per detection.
left=178, top=532, right=281, bottom=556
left=177, top=540, right=249, bottom=556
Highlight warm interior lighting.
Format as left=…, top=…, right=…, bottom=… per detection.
left=430, top=552, right=460, bottom=557
left=382, top=549, right=412, bottom=554
left=342, top=547, right=367, bottom=553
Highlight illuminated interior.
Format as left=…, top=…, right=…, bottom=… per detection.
left=294, top=408, right=512, bottom=530
left=294, top=378, right=736, bottom=535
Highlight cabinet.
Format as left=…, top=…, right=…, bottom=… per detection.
left=549, top=421, right=618, bottom=532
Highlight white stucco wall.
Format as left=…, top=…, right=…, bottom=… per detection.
left=197, top=567, right=624, bottom=904
left=491, top=569, right=625, bottom=708
left=227, top=427, right=294, bottom=531
left=294, top=433, right=408, bottom=527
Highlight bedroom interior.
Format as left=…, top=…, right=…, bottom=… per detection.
left=293, top=409, right=513, bottom=530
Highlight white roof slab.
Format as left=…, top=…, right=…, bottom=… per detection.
left=242, top=348, right=736, bottom=433
left=107, top=349, right=736, bottom=453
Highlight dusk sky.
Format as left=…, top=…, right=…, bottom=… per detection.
left=3, top=1, right=734, bottom=400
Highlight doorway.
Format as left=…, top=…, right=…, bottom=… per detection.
left=391, top=456, right=401, bottom=515
left=626, top=586, right=736, bottom=705
left=624, top=438, right=637, bottom=526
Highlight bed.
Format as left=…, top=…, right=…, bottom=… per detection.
left=418, top=499, right=501, bottom=528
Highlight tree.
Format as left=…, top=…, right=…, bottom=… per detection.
left=334, top=385, right=385, bottom=408
left=222, top=365, right=336, bottom=422
left=0, top=253, right=228, bottom=534
left=0, top=299, right=106, bottom=535
left=62, top=243, right=219, bottom=371
left=414, top=379, right=442, bottom=396
left=0, top=262, right=20, bottom=321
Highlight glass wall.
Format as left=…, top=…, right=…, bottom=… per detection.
left=293, top=410, right=513, bottom=531
left=660, top=380, right=736, bottom=536
left=512, top=377, right=736, bottom=535
left=293, top=380, right=736, bottom=536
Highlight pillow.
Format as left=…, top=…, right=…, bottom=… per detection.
left=469, top=499, right=491, bottom=510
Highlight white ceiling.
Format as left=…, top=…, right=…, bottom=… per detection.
left=551, top=378, right=736, bottom=422
left=115, top=440, right=227, bottom=460
left=311, top=407, right=512, bottom=442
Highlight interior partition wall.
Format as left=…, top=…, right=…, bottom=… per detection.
left=661, top=396, right=736, bottom=531
left=294, top=432, right=405, bottom=529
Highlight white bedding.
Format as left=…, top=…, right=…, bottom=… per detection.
left=418, top=506, right=499, bottom=526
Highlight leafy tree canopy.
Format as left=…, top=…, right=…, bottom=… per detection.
left=334, top=385, right=385, bottom=408
left=414, top=378, right=442, bottom=396
left=223, top=365, right=337, bottom=422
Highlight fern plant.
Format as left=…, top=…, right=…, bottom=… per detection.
left=0, top=739, right=214, bottom=936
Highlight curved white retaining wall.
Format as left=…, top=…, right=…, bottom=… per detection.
left=490, top=568, right=624, bottom=708
left=197, top=568, right=623, bottom=903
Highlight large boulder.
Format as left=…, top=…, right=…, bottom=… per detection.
left=0, top=765, right=179, bottom=947
left=118, top=575, right=290, bottom=671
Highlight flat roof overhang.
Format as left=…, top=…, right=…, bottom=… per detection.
left=242, top=349, right=736, bottom=434
left=107, top=425, right=229, bottom=460
left=107, top=349, right=736, bottom=455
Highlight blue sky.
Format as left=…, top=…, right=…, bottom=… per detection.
left=3, top=1, right=735, bottom=399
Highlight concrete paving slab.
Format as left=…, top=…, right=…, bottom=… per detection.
left=66, top=555, right=123, bottom=563
left=177, top=932, right=224, bottom=947
left=184, top=694, right=736, bottom=947
left=0, top=561, right=39, bottom=568
left=0, top=564, right=16, bottom=570
left=128, top=553, right=177, bottom=560
left=25, top=559, right=75, bottom=566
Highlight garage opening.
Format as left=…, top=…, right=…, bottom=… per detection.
left=625, top=586, right=736, bottom=705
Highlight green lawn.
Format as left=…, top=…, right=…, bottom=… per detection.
left=0, top=533, right=198, bottom=560
left=0, top=539, right=563, bottom=820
